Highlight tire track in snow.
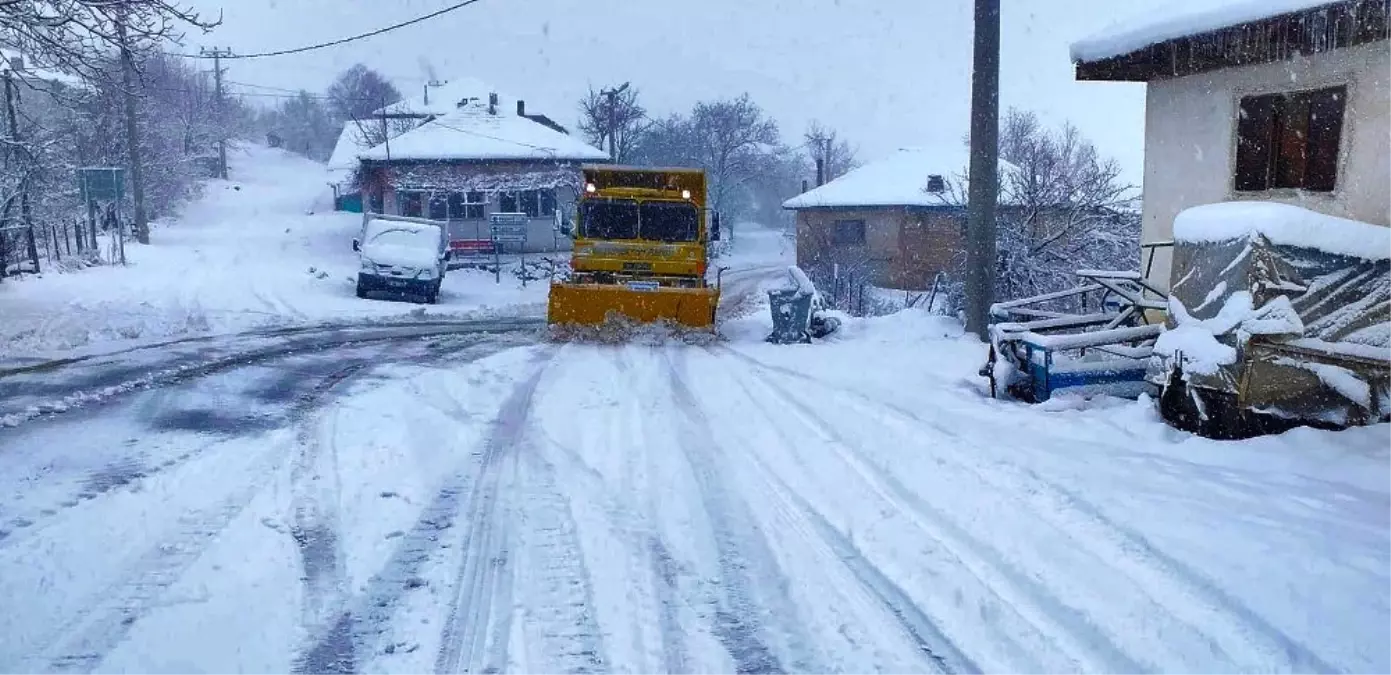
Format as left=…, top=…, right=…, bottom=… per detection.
left=28, top=355, right=377, bottom=674
left=530, top=356, right=691, bottom=674
left=432, top=347, right=555, bottom=675
left=526, top=458, right=690, bottom=675
left=664, top=348, right=820, bottom=675
left=290, top=345, right=552, bottom=673
left=710, top=358, right=975, bottom=674
left=731, top=350, right=1336, bottom=672
left=288, top=362, right=371, bottom=675
left=723, top=354, right=1141, bottom=672
left=513, top=450, right=609, bottom=674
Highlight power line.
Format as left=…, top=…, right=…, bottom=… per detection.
left=172, top=0, right=487, bottom=60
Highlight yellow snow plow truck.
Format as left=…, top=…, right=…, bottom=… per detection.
left=548, top=165, right=722, bottom=330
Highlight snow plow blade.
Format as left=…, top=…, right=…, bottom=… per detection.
left=547, top=283, right=719, bottom=330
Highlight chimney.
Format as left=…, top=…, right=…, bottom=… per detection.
left=488, top=92, right=498, bottom=115
left=516, top=100, right=526, bottom=117
left=801, top=179, right=808, bottom=193
left=815, top=158, right=825, bottom=186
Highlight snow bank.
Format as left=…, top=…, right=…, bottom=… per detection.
left=1071, top=0, right=1337, bottom=62
left=1174, top=201, right=1391, bottom=261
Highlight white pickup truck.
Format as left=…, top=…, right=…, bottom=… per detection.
left=352, top=214, right=451, bottom=304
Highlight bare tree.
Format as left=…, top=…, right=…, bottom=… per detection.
left=0, top=1, right=218, bottom=79
left=326, top=63, right=400, bottom=123
left=803, top=120, right=859, bottom=183
left=687, top=94, right=780, bottom=219
left=576, top=84, right=646, bottom=163
left=933, top=107, right=1140, bottom=307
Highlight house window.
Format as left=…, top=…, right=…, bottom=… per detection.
left=1235, top=85, right=1345, bottom=193
left=399, top=191, right=423, bottom=218
left=498, top=189, right=557, bottom=218
left=428, top=193, right=448, bottom=220
left=832, top=219, right=866, bottom=245
left=447, top=191, right=486, bottom=219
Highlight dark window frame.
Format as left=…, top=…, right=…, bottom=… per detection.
left=832, top=219, right=866, bottom=246
left=398, top=190, right=424, bottom=218
left=1234, top=85, right=1346, bottom=193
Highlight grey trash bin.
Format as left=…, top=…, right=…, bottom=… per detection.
left=766, top=288, right=814, bottom=344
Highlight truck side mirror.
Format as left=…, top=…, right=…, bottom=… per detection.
left=352, top=238, right=360, bottom=252
left=711, top=212, right=721, bottom=241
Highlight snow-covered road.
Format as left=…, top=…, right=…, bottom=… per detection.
left=0, top=146, right=1384, bottom=673
left=0, top=307, right=1385, bottom=673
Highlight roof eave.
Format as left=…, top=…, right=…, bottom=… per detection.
left=1072, top=0, right=1388, bottom=83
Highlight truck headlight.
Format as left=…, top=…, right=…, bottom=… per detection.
left=360, top=258, right=375, bottom=273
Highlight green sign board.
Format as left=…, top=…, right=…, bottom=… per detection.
left=77, top=167, right=126, bottom=204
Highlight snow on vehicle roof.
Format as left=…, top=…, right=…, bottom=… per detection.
left=360, top=100, right=608, bottom=163
left=782, top=146, right=1012, bottom=209
left=1174, top=201, right=1391, bottom=261
left=1070, top=0, right=1339, bottom=63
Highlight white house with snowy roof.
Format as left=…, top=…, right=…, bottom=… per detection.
left=356, top=92, right=608, bottom=254
left=782, top=146, right=1014, bottom=291
left=1072, top=0, right=1389, bottom=290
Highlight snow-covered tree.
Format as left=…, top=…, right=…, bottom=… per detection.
left=935, top=107, right=1141, bottom=310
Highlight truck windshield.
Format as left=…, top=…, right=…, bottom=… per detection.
left=639, top=202, right=699, bottom=242
left=581, top=199, right=639, bottom=239
left=580, top=199, right=699, bottom=242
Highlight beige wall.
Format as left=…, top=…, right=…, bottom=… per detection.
left=1141, top=40, right=1390, bottom=289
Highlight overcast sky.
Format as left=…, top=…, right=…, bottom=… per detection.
left=182, top=0, right=1211, bottom=186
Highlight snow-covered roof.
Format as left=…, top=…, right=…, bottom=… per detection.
left=360, top=100, right=607, bottom=163
left=1173, top=201, right=1391, bottom=261
left=327, top=122, right=375, bottom=172
left=782, top=147, right=1009, bottom=210
left=1071, top=0, right=1340, bottom=63
left=0, top=48, right=84, bottom=87
left=373, top=77, right=517, bottom=118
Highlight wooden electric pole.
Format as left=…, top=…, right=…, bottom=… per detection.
left=117, top=16, right=149, bottom=244
left=600, top=82, right=629, bottom=163
left=201, top=47, right=232, bottom=180
left=966, top=0, right=1001, bottom=340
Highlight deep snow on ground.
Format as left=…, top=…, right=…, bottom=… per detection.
left=0, top=176, right=1385, bottom=673
left=0, top=143, right=548, bottom=362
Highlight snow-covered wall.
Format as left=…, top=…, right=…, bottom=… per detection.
left=1140, top=40, right=1390, bottom=290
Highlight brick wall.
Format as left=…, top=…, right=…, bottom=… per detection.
left=795, top=206, right=966, bottom=291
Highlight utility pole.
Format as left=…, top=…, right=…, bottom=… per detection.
left=117, top=15, right=149, bottom=244
left=3, top=65, right=37, bottom=275
left=966, top=0, right=1001, bottom=340
left=201, top=47, right=232, bottom=180
left=600, top=82, right=629, bottom=163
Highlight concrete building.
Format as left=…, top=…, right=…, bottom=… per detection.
left=1072, top=0, right=1390, bottom=289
